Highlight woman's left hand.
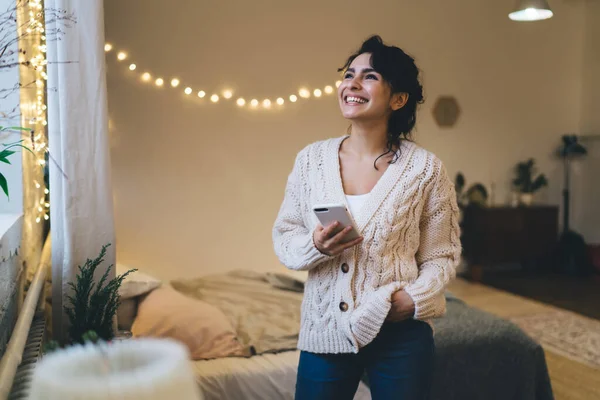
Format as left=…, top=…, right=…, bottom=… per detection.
left=386, top=290, right=416, bottom=322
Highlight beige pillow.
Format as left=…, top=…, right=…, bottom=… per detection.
left=132, top=286, right=247, bottom=360
left=117, top=298, right=138, bottom=331
left=117, top=264, right=162, bottom=300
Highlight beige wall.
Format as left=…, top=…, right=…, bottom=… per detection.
left=105, top=0, right=585, bottom=280
left=577, top=0, right=600, bottom=244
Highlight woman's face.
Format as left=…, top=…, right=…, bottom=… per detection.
left=338, top=52, right=395, bottom=122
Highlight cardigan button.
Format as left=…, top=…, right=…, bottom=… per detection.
left=341, top=263, right=349, bottom=273
left=339, top=302, right=349, bottom=312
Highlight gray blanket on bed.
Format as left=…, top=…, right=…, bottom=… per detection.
left=172, top=271, right=554, bottom=400
left=422, top=294, right=553, bottom=400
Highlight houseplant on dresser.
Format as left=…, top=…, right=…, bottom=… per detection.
left=512, top=158, right=548, bottom=206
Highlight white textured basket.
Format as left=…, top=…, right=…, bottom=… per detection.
left=28, top=338, right=203, bottom=400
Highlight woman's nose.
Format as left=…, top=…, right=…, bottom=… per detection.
left=349, top=76, right=362, bottom=90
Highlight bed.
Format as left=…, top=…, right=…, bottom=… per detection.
left=187, top=296, right=553, bottom=400
left=122, top=269, right=554, bottom=400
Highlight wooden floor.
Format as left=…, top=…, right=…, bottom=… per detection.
left=448, top=278, right=600, bottom=400
left=478, top=270, right=600, bottom=320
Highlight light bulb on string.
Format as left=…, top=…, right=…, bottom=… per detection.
left=198, top=91, right=206, bottom=98
left=263, top=99, right=271, bottom=108
left=289, top=95, right=298, bottom=103
left=171, top=78, right=180, bottom=87
left=223, top=90, right=233, bottom=99
left=129, top=64, right=136, bottom=71
left=276, top=98, right=284, bottom=105
left=314, top=89, right=322, bottom=98
left=141, top=72, right=151, bottom=82
left=104, top=43, right=113, bottom=52
left=299, top=88, right=310, bottom=98
left=211, top=94, right=219, bottom=103
left=237, top=98, right=246, bottom=106
left=324, top=85, right=334, bottom=94
left=155, top=78, right=164, bottom=86
left=335, top=80, right=342, bottom=88
left=250, top=99, right=259, bottom=107
left=184, top=87, right=193, bottom=95
left=117, top=52, right=127, bottom=61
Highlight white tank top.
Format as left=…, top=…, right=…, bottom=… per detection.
left=345, top=193, right=370, bottom=218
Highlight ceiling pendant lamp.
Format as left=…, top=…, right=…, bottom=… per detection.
left=509, top=0, right=554, bottom=21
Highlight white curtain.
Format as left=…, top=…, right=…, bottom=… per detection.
left=45, top=0, right=115, bottom=343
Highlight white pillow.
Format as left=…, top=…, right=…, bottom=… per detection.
left=116, top=264, right=162, bottom=300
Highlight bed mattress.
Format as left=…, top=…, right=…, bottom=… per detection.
left=192, top=351, right=372, bottom=400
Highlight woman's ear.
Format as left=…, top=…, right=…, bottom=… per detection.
left=391, top=93, right=409, bottom=111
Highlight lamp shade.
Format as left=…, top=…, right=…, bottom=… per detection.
left=509, top=0, right=553, bottom=21
left=557, top=135, right=588, bottom=158
left=28, top=338, right=203, bottom=400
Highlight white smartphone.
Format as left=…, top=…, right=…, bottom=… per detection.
left=312, top=203, right=361, bottom=241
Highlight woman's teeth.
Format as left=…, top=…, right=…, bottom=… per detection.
left=346, top=96, right=368, bottom=104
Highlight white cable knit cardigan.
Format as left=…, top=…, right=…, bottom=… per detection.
left=272, top=136, right=462, bottom=354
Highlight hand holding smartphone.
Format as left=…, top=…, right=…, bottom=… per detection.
left=312, top=203, right=363, bottom=256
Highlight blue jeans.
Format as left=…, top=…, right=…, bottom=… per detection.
left=295, top=319, right=435, bottom=400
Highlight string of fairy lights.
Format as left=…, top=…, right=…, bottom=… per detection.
left=104, top=43, right=343, bottom=110
left=21, top=30, right=341, bottom=223
left=24, top=0, right=50, bottom=224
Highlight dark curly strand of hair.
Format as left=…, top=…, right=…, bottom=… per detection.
left=338, top=35, right=425, bottom=169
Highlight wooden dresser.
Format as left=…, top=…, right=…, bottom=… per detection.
left=460, top=206, right=559, bottom=280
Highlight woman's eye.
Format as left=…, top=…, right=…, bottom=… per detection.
left=366, top=74, right=378, bottom=80
left=344, top=72, right=353, bottom=79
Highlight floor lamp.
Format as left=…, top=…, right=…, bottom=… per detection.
left=555, top=134, right=594, bottom=276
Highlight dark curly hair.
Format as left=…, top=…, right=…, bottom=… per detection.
left=338, top=35, right=424, bottom=169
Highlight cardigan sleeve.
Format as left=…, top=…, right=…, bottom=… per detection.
left=272, top=149, right=334, bottom=271
left=404, top=159, right=462, bottom=320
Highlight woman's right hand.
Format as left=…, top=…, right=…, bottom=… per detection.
left=313, top=222, right=363, bottom=256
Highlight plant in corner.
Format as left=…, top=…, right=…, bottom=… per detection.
left=512, top=159, right=548, bottom=206
left=63, top=243, right=136, bottom=344
left=455, top=172, right=488, bottom=209
left=455, top=172, right=489, bottom=276
left=0, top=127, right=34, bottom=198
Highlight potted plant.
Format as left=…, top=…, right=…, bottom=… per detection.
left=63, top=243, right=136, bottom=345
left=0, top=127, right=33, bottom=198
left=512, top=159, right=548, bottom=206
left=455, top=172, right=488, bottom=209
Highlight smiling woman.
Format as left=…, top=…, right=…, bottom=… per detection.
left=272, top=35, right=460, bottom=400
left=337, top=35, right=424, bottom=170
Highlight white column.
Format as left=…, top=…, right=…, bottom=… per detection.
left=45, top=0, right=116, bottom=343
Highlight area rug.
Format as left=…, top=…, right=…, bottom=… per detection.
left=510, top=310, right=600, bottom=370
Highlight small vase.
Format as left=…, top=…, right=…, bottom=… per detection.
left=511, top=192, right=520, bottom=207
left=519, top=193, right=534, bottom=206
